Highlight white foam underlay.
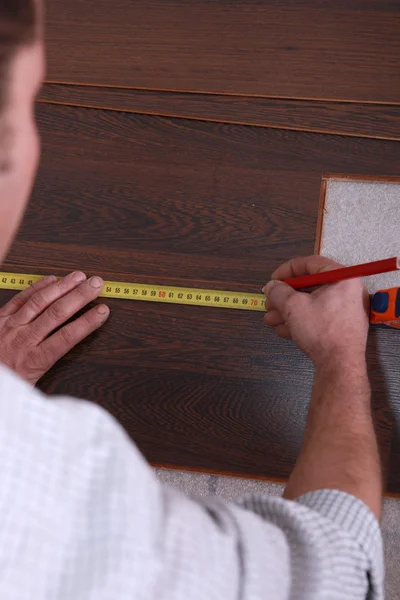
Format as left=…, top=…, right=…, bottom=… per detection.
left=320, top=179, right=400, bottom=294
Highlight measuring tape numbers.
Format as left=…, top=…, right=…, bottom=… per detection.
left=0, top=272, right=266, bottom=313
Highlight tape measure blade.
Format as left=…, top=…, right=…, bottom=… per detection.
left=0, top=272, right=44, bottom=291
left=101, top=281, right=265, bottom=311
left=0, top=272, right=266, bottom=312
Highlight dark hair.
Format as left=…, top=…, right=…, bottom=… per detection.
left=0, top=0, right=36, bottom=47
left=0, top=0, right=36, bottom=107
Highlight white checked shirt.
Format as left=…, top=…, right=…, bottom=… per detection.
left=0, top=364, right=383, bottom=599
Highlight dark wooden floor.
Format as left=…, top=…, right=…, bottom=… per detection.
left=2, top=0, right=400, bottom=490
left=46, top=0, right=400, bottom=103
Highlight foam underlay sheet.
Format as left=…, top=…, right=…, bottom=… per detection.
left=320, top=179, right=400, bottom=293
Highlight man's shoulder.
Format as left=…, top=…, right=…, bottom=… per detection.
left=0, top=362, right=143, bottom=460
left=0, top=362, right=108, bottom=430
left=0, top=362, right=35, bottom=398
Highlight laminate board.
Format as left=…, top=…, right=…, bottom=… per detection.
left=45, top=0, right=400, bottom=103
left=40, top=84, right=400, bottom=142
left=3, top=103, right=400, bottom=491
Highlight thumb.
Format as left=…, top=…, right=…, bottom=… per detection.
left=263, top=280, right=297, bottom=316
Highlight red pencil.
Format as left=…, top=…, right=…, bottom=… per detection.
left=284, top=257, right=400, bottom=290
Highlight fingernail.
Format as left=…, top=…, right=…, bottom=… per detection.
left=44, top=275, right=57, bottom=283
left=89, top=276, right=103, bottom=289
left=72, top=271, right=86, bottom=283
left=96, top=304, right=109, bottom=315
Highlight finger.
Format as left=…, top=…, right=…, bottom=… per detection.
left=271, top=255, right=344, bottom=282
left=263, top=309, right=285, bottom=327
left=10, top=271, right=87, bottom=326
left=274, top=324, right=292, bottom=340
left=263, top=280, right=298, bottom=318
left=30, top=276, right=106, bottom=341
left=38, top=304, right=110, bottom=371
left=0, top=275, right=57, bottom=318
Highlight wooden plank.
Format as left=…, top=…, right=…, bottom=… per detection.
left=39, top=84, right=400, bottom=142
left=45, top=0, right=400, bottom=103
left=4, top=103, right=400, bottom=491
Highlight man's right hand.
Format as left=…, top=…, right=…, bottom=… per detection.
left=263, top=255, right=370, bottom=368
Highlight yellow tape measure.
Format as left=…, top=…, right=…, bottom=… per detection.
left=0, top=272, right=266, bottom=312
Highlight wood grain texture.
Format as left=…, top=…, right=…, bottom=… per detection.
left=39, top=84, right=400, bottom=142
left=314, top=179, right=327, bottom=254
left=45, top=0, right=400, bottom=103
left=322, top=173, right=400, bottom=184
left=3, top=103, right=400, bottom=491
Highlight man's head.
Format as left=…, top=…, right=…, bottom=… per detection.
left=0, top=0, right=44, bottom=262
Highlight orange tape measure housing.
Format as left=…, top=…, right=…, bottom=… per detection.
left=370, top=287, right=400, bottom=329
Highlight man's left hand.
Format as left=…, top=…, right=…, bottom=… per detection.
left=0, top=271, right=110, bottom=385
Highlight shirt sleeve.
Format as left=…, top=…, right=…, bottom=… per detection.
left=0, top=366, right=383, bottom=600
